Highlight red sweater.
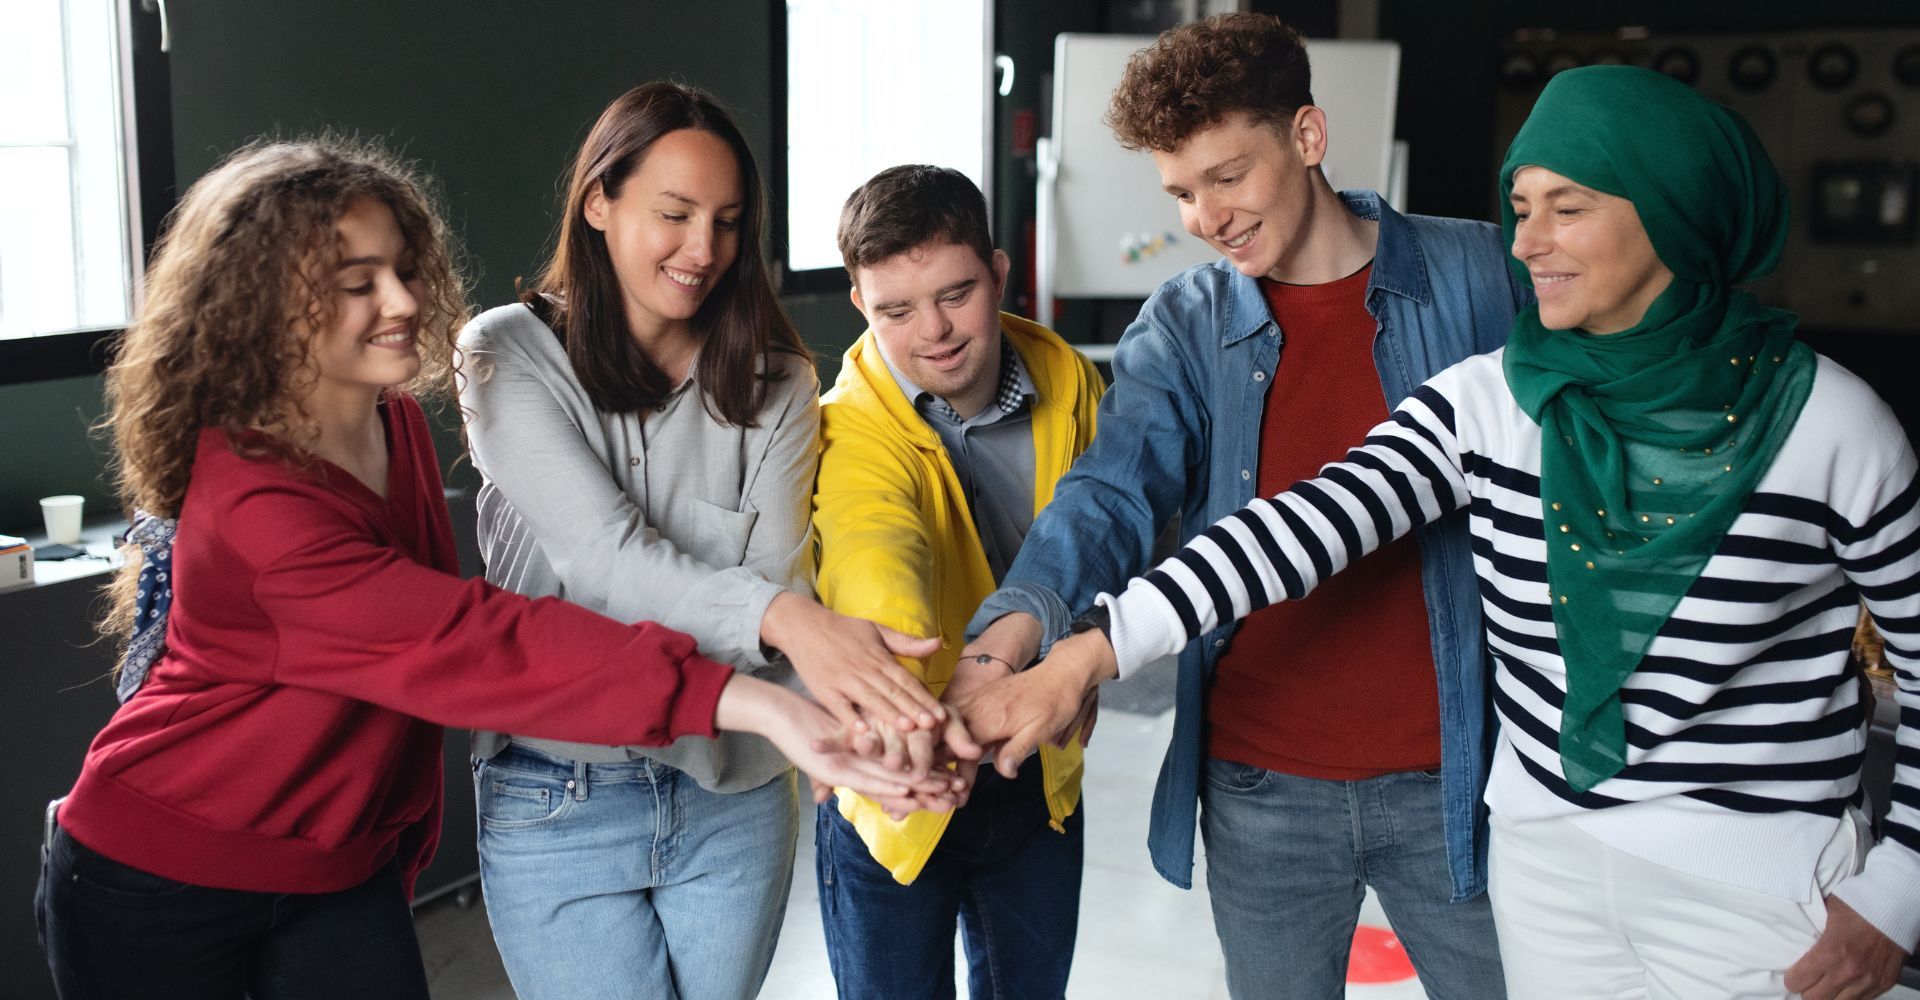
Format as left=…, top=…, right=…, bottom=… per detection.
left=58, top=395, right=733, bottom=895
left=1206, top=267, right=1441, bottom=779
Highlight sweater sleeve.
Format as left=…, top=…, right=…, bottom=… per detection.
left=732, top=358, right=821, bottom=604
left=458, top=314, right=785, bottom=662
left=967, top=317, right=1204, bottom=648
left=226, top=480, right=733, bottom=747
left=1826, top=442, right=1920, bottom=950
left=1102, top=381, right=1473, bottom=677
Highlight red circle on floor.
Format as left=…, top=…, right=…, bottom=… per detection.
left=1347, top=924, right=1417, bottom=983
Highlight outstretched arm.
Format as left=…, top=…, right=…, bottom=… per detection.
left=958, top=384, right=1473, bottom=774
left=966, top=319, right=1201, bottom=662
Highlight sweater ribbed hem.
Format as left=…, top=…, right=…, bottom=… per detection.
left=59, top=772, right=407, bottom=894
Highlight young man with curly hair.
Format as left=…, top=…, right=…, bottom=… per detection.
left=964, top=13, right=1529, bottom=998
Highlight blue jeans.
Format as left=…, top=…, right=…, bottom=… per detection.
left=1201, top=759, right=1505, bottom=1000
left=816, top=766, right=1083, bottom=1000
left=475, top=744, right=799, bottom=1000
left=37, top=822, right=426, bottom=999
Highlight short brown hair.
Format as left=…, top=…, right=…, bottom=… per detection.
left=1105, top=13, right=1314, bottom=152
left=837, top=165, right=995, bottom=276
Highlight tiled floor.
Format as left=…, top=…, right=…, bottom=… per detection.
left=416, top=709, right=1920, bottom=999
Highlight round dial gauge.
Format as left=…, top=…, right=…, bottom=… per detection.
left=1652, top=46, right=1701, bottom=85
left=1729, top=45, right=1777, bottom=92
left=1894, top=44, right=1920, bottom=89
left=1845, top=92, right=1895, bottom=138
left=1500, top=51, right=1541, bottom=91
left=1808, top=43, right=1860, bottom=91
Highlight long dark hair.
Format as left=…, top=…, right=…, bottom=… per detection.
left=524, top=82, right=806, bottom=425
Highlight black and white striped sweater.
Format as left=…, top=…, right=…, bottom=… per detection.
left=1100, top=349, right=1920, bottom=947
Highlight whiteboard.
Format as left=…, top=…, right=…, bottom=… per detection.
left=1045, top=34, right=1401, bottom=300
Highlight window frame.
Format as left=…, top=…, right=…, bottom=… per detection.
left=768, top=0, right=995, bottom=295
left=0, top=0, right=174, bottom=387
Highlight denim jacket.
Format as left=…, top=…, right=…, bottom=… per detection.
left=969, top=191, right=1530, bottom=899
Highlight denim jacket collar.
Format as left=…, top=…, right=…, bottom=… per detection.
left=1343, top=190, right=1433, bottom=307
left=1219, top=190, right=1431, bottom=350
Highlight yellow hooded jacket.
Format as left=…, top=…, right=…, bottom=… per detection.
left=814, top=311, right=1105, bottom=884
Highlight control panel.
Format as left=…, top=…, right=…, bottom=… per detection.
left=1496, top=28, right=1920, bottom=333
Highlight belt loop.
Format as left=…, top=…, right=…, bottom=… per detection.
left=44, top=797, right=65, bottom=851
left=571, top=759, right=589, bottom=802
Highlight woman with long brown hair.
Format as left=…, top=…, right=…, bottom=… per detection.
left=457, top=81, right=963, bottom=1000
left=35, top=137, right=936, bottom=1000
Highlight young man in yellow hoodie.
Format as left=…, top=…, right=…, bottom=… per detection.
left=813, top=165, right=1105, bottom=998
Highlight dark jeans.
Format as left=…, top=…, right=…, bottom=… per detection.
left=816, top=765, right=1083, bottom=1000
left=36, top=821, right=429, bottom=1000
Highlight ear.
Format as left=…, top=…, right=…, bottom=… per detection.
left=582, top=179, right=611, bottom=232
left=848, top=280, right=867, bottom=320
left=1291, top=105, right=1329, bottom=170
left=990, top=249, right=1011, bottom=300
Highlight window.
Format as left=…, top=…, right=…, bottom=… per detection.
left=1, top=0, right=169, bottom=385
left=1, top=0, right=140, bottom=342
left=779, top=0, right=992, bottom=285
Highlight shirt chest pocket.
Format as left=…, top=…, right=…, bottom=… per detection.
left=692, top=499, right=759, bottom=568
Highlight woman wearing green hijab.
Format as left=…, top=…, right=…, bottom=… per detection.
left=954, top=66, right=1920, bottom=997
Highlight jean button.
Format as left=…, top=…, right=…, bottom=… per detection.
left=1241, top=469, right=1251, bottom=481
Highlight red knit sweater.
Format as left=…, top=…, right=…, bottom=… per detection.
left=58, top=395, right=733, bottom=895
left=1206, top=267, right=1442, bottom=779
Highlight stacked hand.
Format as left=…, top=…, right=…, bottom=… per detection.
left=760, top=591, right=950, bottom=736
left=749, top=605, right=1120, bottom=818
left=759, top=597, right=987, bottom=813
left=948, top=613, right=1113, bottom=780
left=716, top=675, right=963, bottom=806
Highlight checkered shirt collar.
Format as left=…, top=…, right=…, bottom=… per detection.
left=920, top=336, right=1032, bottom=423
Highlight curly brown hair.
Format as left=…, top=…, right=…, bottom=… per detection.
left=1105, top=12, right=1315, bottom=152
left=100, top=137, right=467, bottom=641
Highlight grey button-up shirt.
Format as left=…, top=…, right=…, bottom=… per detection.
left=883, top=336, right=1037, bottom=584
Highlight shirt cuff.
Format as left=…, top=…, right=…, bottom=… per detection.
left=718, top=575, right=786, bottom=668
left=966, top=582, right=1074, bottom=654
left=1101, top=582, right=1185, bottom=681
left=670, top=654, right=737, bottom=742
left=1830, top=840, right=1920, bottom=951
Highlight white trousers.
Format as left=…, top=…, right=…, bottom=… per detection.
left=1488, top=809, right=1867, bottom=1000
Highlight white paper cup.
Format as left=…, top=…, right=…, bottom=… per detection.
left=40, top=495, right=84, bottom=545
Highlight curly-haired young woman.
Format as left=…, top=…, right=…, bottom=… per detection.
left=34, top=138, right=937, bottom=1000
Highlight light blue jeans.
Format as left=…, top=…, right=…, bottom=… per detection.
left=1200, top=758, right=1505, bottom=1000
left=475, top=744, right=799, bottom=1000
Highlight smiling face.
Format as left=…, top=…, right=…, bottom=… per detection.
left=307, top=197, right=422, bottom=402
left=1509, top=165, right=1674, bottom=334
left=585, top=127, right=743, bottom=341
left=850, top=240, right=1011, bottom=419
left=1150, top=110, right=1322, bottom=282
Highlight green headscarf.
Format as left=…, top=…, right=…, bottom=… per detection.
left=1499, top=66, right=1815, bottom=792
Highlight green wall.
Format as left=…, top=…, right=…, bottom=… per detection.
left=0, top=376, right=113, bottom=539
